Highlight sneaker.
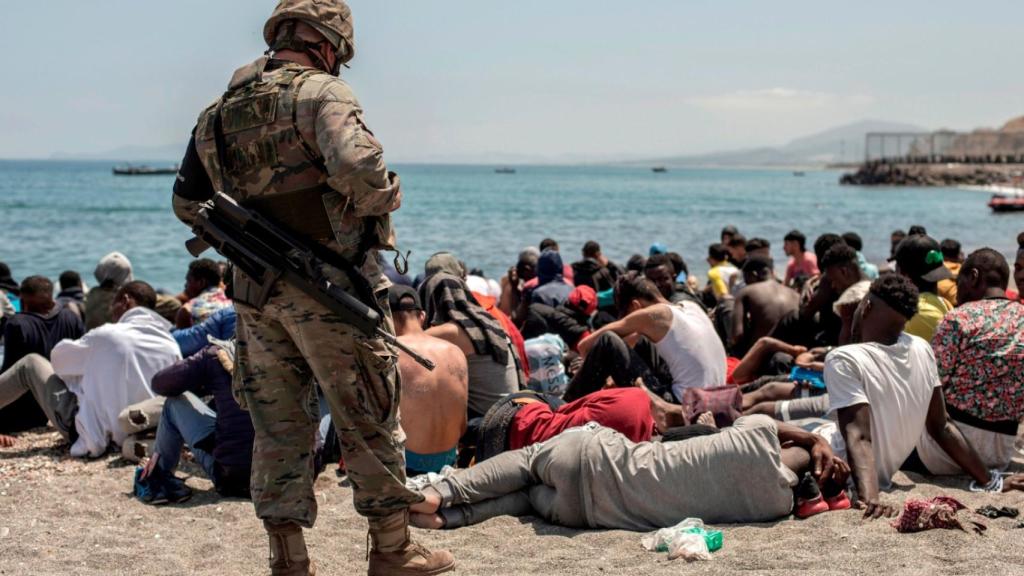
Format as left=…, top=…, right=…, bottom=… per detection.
left=133, top=467, right=159, bottom=503
left=794, top=472, right=829, bottom=519
left=133, top=467, right=193, bottom=506
left=823, top=479, right=852, bottom=511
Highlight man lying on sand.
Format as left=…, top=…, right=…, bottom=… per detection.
left=408, top=416, right=850, bottom=532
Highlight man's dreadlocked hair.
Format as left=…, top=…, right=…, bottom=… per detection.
left=869, top=274, right=919, bottom=320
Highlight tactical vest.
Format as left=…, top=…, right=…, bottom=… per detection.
left=195, top=57, right=387, bottom=262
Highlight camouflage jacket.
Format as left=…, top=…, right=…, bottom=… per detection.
left=174, top=57, right=400, bottom=287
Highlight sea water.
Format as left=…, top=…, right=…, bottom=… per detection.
left=0, top=160, right=1020, bottom=292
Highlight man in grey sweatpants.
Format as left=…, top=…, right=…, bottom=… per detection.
left=412, top=416, right=845, bottom=531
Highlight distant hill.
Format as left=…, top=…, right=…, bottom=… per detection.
left=638, top=120, right=929, bottom=167
left=51, top=143, right=186, bottom=163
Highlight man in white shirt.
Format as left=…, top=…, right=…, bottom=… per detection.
left=570, top=274, right=725, bottom=403
left=814, top=274, right=992, bottom=519
left=0, top=281, right=180, bottom=457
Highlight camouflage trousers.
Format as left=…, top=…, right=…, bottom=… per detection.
left=234, top=276, right=422, bottom=530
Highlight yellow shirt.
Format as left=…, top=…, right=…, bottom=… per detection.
left=707, top=263, right=738, bottom=298
left=937, top=261, right=960, bottom=305
left=905, top=292, right=953, bottom=342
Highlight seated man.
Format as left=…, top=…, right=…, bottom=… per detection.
left=705, top=244, right=738, bottom=301
left=530, top=250, right=573, bottom=308
left=818, top=244, right=871, bottom=346
left=894, top=234, right=953, bottom=342
left=172, top=305, right=236, bottom=358
left=915, top=249, right=1024, bottom=475
left=175, top=258, right=230, bottom=329
left=731, top=256, right=799, bottom=356
left=136, top=339, right=254, bottom=504
left=409, top=416, right=849, bottom=531
left=644, top=254, right=703, bottom=308
left=937, top=238, right=963, bottom=305
left=389, top=285, right=468, bottom=475
left=0, top=281, right=181, bottom=457
left=84, top=252, right=133, bottom=330
left=572, top=240, right=622, bottom=293
left=841, top=232, right=879, bottom=281
left=567, top=275, right=725, bottom=403
left=783, top=230, right=819, bottom=289
left=420, top=268, right=522, bottom=419
left=811, top=275, right=993, bottom=518
left=0, top=276, right=84, bottom=435
left=55, top=270, right=87, bottom=323
left=520, top=285, right=596, bottom=351
left=796, top=234, right=847, bottom=348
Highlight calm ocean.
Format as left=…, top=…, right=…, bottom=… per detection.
left=0, top=160, right=1020, bottom=293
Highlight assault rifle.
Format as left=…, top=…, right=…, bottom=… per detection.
left=185, top=192, right=435, bottom=371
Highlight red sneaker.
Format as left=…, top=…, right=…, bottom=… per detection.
left=794, top=473, right=829, bottom=519
left=823, top=480, right=852, bottom=511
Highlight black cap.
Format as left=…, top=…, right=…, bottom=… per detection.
left=388, top=284, right=422, bottom=312
left=895, top=235, right=954, bottom=283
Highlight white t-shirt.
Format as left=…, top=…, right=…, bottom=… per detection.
left=653, top=303, right=727, bottom=401
left=823, top=333, right=940, bottom=489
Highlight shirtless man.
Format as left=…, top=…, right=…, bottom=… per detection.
left=389, top=286, right=469, bottom=475
left=731, top=256, right=799, bottom=356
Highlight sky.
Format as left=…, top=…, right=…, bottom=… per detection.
left=1, top=0, right=1022, bottom=162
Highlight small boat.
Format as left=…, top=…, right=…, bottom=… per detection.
left=494, top=167, right=516, bottom=174
left=651, top=166, right=668, bottom=173
left=112, top=164, right=178, bottom=176
left=793, top=171, right=806, bottom=177
left=988, top=194, right=1024, bottom=213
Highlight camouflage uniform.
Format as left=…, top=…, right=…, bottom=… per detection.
left=172, top=41, right=419, bottom=537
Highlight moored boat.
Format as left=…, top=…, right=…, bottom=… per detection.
left=988, top=194, right=1024, bottom=213
left=112, top=165, right=178, bottom=176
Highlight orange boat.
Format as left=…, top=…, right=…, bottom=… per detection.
left=989, top=194, right=1024, bottom=213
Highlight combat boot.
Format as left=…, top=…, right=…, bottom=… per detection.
left=367, top=511, right=455, bottom=576
left=265, top=521, right=316, bottom=576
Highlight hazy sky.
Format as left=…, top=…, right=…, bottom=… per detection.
left=1, top=0, right=1021, bottom=162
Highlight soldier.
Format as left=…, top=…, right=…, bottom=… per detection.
left=171, top=1, right=455, bottom=574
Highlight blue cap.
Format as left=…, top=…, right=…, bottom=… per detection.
left=649, top=242, right=668, bottom=256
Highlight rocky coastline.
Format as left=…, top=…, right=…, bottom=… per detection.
left=840, top=161, right=1022, bottom=187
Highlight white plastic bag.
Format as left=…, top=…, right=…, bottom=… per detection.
left=640, top=518, right=705, bottom=553
left=667, top=533, right=711, bottom=562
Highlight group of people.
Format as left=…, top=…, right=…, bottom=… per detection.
left=5, top=226, right=1022, bottom=540
left=4, top=1, right=1024, bottom=574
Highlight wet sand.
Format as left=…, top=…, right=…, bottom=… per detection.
left=2, top=429, right=1023, bottom=576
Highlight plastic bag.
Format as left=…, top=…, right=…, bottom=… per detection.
left=641, top=518, right=704, bottom=552
left=667, top=533, right=711, bottom=562
left=641, top=518, right=720, bottom=561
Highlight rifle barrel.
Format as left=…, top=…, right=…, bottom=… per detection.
left=376, top=328, right=437, bottom=371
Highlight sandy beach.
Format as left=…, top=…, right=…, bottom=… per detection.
left=2, top=429, right=1022, bottom=576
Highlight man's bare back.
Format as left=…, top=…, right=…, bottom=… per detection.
left=397, top=332, right=469, bottom=456
left=734, top=281, right=799, bottom=352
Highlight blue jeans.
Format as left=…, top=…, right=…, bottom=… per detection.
left=154, top=393, right=217, bottom=480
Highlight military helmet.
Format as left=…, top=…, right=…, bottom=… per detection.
left=263, top=0, right=355, bottom=64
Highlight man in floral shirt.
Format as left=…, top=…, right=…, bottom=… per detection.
left=917, top=248, right=1024, bottom=475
